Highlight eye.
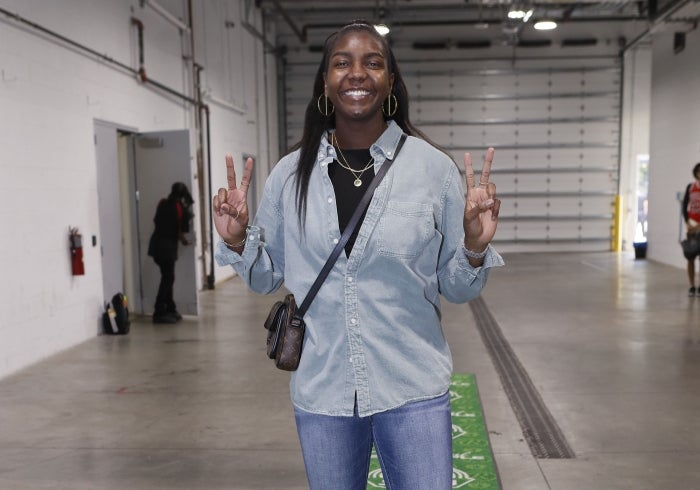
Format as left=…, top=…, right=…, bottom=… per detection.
left=366, top=58, right=384, bottom=69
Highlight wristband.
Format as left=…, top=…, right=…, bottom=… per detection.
left=223, top=237, right=246, bottom=249
left=463, top=245, right=488, bottom=259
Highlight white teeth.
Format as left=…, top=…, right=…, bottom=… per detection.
left=345, top=90, right=370, bottom=96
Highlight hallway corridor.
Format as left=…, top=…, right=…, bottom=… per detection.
left=1, top=252, right=699, bottom=489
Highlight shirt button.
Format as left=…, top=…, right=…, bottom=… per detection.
left=350, top=318, right=357, bottom=324
left=333, top=238, right=339, bottom=244
left=347, top=277, right=353, bottom=283
left=328, top=197, right=333, bottom=203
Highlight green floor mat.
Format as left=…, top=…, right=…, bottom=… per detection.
left=367, top=373, right=501, bottom=489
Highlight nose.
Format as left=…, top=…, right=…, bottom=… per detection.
left=348, top=61, right=367, bottom=80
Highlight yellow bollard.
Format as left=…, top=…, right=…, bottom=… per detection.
left=612, top=195, right=622, bottom=252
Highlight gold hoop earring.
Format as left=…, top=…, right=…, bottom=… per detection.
left=317, top=94, right=334, bottom=116
left=382, top=94, right=398, bottom=117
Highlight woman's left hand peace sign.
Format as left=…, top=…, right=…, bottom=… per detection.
left=463, top=147, right=500, bottom=255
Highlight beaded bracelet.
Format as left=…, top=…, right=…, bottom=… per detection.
left=463, top=244, right=488, bottom=259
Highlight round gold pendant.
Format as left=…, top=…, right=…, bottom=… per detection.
left=353, top=179, right=362, bottom=187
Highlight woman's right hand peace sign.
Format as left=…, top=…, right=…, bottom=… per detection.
left=213, top=155, right=254, bottom=249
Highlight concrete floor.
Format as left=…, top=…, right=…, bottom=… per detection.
left=1, top=251, right=700, bottom=489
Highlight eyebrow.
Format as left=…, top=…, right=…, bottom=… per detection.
left=331, top=50, right=385, bottom=59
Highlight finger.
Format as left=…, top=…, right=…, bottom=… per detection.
left=464, top=153, right=476, bottom=190
left=479, top=147, right=495, bottom=185
left=217, top=187, right=228, bottom=205
left=485, top=182, right=496, bottom=199
left=464, top=198, right=495, bottom=221
left=216, top=188, right=234, bottom=216
left=239, top=157, right=254, bottom=193
left=220, top=202, right=237, bottom=218
left=213, top=193, right=230, bottom=217
left=226, top=154, right=237, bottom=191
left=492, top=198, right=501, bottom=220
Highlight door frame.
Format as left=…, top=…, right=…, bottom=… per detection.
left=94, top=120, right=138, bottom=312
left=94, top=120, right=199, bottom=317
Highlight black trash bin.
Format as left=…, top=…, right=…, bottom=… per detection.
left=633, top=242, right=647, bottom=259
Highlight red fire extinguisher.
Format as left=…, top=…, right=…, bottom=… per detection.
left=69, top=227, right=85, bottom=276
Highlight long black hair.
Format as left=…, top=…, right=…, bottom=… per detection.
left=169, top=182, right=193, bottom=205
left=290, top=20, right=431, bottom=224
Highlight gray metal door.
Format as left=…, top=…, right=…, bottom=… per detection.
left=94, top=121, right=125, bottom=304
left=133, top=130, right=198, bottom=316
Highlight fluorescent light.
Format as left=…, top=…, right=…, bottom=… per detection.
left=534, top=20, right=557, bottom=30
left=374, top=24, right=390, bottom=36
left=508, top=8, right=533, bottom=20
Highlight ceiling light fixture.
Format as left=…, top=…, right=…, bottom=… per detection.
left=534, top=20, right=557, bottom=30
left=508, top=8, right=533, bottom=22
left=374, top=23, right=390, bottom=36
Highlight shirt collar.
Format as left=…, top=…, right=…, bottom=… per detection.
left=319, top=120, right=405, bottom=166
left=371, top=120, right=403, bottom=161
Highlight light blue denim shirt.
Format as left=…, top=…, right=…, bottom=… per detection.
left=216, top=120, right=504, bottom=417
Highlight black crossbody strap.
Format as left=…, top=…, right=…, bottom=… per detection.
left=296, top=133, right=408, bottom=317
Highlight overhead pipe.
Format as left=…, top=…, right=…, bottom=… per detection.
left=241, top=20, right=278, bottom=53
left=193, top=62, right=216, bottom=289
left=0, top=4, right=259, bottom=290
left=202, top=101, right=215, bottom=290
left=185, top=0, right=216, bottom=290
left=1, top=4, right=215, bottom=284
left=0, top=7, right=199, bottom=106
left=0, top=6, right=134, bottom=74
left=203, top=92, right=247, bottom=115
left=143, top=0, right=190, bottom=32
left=295, top=14, right=646, bottom=42
left=623, top=0, right=694, bottom=51
left=270, top=0, right=306, bottom=42
left=131, top=17, right=147, bottom=82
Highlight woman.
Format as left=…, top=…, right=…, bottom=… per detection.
left=682, top=162, right=700, bottom=296
left=147, top=182, right=193, bottom=323
left=213, top=21, right=503, bottom=489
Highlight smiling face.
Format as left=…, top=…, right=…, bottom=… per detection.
left=323, top=30, right=394, bottom=126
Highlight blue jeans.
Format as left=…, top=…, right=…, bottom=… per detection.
left=294, top=392, right=452, bottom=490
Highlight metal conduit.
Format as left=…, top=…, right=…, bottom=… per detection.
left=0, top=5, right=218, bottom=287
left=0, top=7, right=200, bottom=106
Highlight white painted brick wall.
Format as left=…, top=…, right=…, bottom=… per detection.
left=0, top=0, right=276, bottom=379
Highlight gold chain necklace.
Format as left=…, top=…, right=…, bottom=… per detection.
left=332, top=132, right=374, bottom=187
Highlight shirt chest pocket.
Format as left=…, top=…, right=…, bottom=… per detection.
left=377, top=201, right=434, bottom=258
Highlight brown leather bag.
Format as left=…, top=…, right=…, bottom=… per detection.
left=264, top=294, right=305, bottom=371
